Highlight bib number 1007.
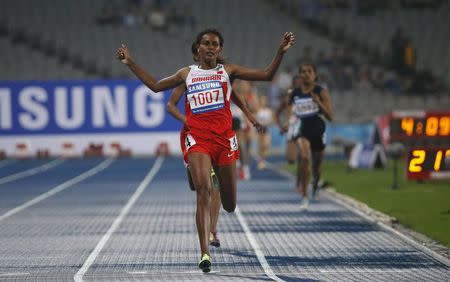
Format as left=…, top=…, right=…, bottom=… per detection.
left=191, top=90, right=220, bottom=106
left=188, top=88, right=224, bottom=114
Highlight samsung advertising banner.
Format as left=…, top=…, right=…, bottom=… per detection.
left=0, top=80, right=183, bottom=157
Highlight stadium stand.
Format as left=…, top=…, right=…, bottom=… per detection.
left=277, top=0, right=450, bottom=86
left=0, top=0, right=449, bottom=123
left=321, top=1, right=450, bottom=83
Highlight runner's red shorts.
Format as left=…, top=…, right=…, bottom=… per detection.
left=180, top=126, right=240, bottom=166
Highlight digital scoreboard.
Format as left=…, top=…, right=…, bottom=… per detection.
left=389, top=111, right=450, bottom=180
left=406, top=147, right=450, bottom=180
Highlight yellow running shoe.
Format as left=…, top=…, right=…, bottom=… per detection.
left=198, top=253, right=211, bottom=273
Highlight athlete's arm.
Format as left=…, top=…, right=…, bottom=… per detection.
left=312, top=89, right=333, bottom=121
left=279, top=90, right=294, bottom=133
left=275, top=89, right=289, bottom=123
left=116, top=44, right=187, bottom=92
left=231, top=91, right=263, bottom=132
left=281, top=105, right=293, bottom=133
left=275, top=89, right=292, bottom=133
left=225, top=32, right=295, bottom=81
left=166, top=84, right=187, bottom=124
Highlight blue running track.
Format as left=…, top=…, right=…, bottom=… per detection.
left=0, top=157, right=448, bottom=281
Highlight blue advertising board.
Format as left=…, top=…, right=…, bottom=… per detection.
left=0, top=80, right=183, bottom=136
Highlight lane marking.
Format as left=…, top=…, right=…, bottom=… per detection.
left=0, top=158, right=114, bottom=223
left=127, top=270, right=221, bottom=275
left=235, top=206, right=285, bottom=282
left=0, top=272, right=30, bottom=276
left=319, top=270, right=407, bottom=273
left=0, top=159, right=65, bottom=185
left=128, top=271, right=148, bottom=274
left=74, top=156, right=164, bottom=282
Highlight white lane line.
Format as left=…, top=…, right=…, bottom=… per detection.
left=235, top=206, right=285, bottom=282
left=126, top=269, right=405, bottom=276
left=0, top=159, right=65, bottom=185
left=0, top=159, right=16, bottom=169
left=74, top=156, right=164, bottom=282
left=0, top=158, right=114, bottom=223
left=128, top=271, right=148, bottom=274
left=127, top=270, right=221, bottom=275
left=319, top=269, right=407, bottom=273
left=0, top=272, right=30, bottom=276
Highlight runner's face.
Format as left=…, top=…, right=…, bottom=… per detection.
left=198, top=34, right=221, bottom=62
left=299, top=65, right=316, bottom=84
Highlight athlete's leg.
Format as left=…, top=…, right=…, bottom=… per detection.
left=264, top=131, right=271, bottom=159
left=244, top=129, right=253, bottom=163
left=241, top=128, right=252, bottom=180
left=214, top=161, right=237, bottom=213
left=311, top=150, right=324, bottom=196
left=295, top=153, right=302, bottom=191
left=296, top=137, right=312, bottom=198
left=257, top=132, right=264, bottom=160
left=261, top=131, right=271, bottom=169
left=209, top=176, right=221, bottom=234
left=186, top=166, right=195, bottom=191
left=257, top=132, right=266, bottom=169
left=236, top=129, right=244, bottom=167
left=209, top=181, right=221, bottom=247
left=187, top=152, right=213, bottom=257
left=286, top=140, right=297, bottom=164
left=190, top=165, right=221, bottom=247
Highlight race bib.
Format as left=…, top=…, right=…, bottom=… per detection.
left=187, top=81, right=224, bottom=114
left=229, top=135, right=238, bottom=151
left=293, top=97, right=319, bottom=118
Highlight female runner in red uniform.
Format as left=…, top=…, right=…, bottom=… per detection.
left=167, top=42, right=261, bottom=249
left=116, top=29, right=294, bottom=272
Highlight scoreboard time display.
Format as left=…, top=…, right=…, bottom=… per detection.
left=390, top=111, right=449, bottom=142
left=389, top=111, right=450, bottom=180
left=406, top=147, right=450, bottom=180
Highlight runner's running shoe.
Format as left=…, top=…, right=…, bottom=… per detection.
left=198, top=254, right=211, bottom=273
left=300, top=197, right=310, bottom=210
left=312, top=186, right=320, bottom=200
left=209, top=232, right=221, bottom=247
left=240, top=165, right=251, bottom=180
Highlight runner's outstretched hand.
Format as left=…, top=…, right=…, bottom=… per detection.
left=279, top=32, right=295, bottom=53
left=116, top=44, right=131, bottom=65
